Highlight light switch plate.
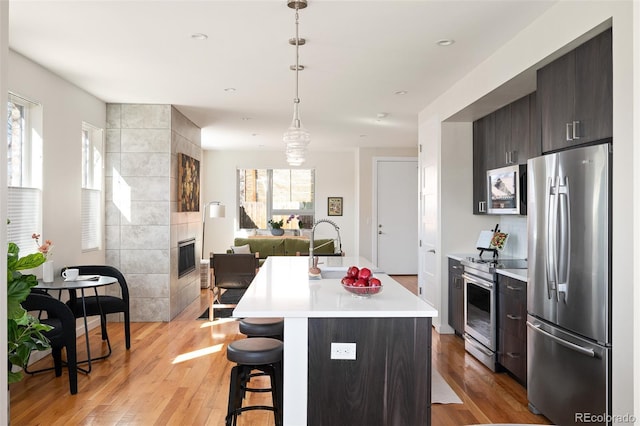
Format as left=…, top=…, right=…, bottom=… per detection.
left=330, top=342, right=356, bottom=360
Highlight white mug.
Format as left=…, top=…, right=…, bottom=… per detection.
left=62, top=268, right=79, bottom=281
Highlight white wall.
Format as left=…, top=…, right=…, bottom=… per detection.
left=419, top=1, right=638, bottom=421
left=201, top=149, right=357, bottom=258
left=8, top=51, right=107, bottom=273
left=1, top=2, right=9, bottom=423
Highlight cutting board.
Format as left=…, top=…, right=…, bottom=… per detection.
left=476, top=230, right=509, bottom=251
left=475, top=230, right=495, bottom=250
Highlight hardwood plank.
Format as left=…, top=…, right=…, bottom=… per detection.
left=10, top=277, right=551, bottom=425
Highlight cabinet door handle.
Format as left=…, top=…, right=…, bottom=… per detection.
left=506, top=352, right=521, bottom=359
left=505, top=151, right=510, bottom=164
left=506, top=285, right=522, bottom=291
left=479, top=201, right=486, bottom=213
left=566, top=122, right=573, bottom=141
left=572, top=120, right=580, bottom=139
left=507, top=314, right=522, bottom=320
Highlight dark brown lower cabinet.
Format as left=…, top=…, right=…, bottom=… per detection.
left=448, top=258, right=464, bottom=335
left=308, top=317, right=432, bottom=426
left=497, top=275, right=527, bottom=385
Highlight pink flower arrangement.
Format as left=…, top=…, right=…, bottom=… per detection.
left=32, top=233, right=54, bottom=258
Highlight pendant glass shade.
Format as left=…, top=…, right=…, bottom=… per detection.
left=284, top=3, right=310, bottom=166
left=284, top=104, right=310, bottom=166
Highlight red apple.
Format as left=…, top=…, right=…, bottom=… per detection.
left=341, top=276, right=355, bottom=286
left=354, top=278, right=367, bottom=287
left=368, top=277, right=381, bottom=287
left=353, top=278, right=368, bottom=294
left=358, top=268, right=372, bottom=280
left=347, top=266, right=360, bottom=278
left=369, top=286, right=381, bottom=294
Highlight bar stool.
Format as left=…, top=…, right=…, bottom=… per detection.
left=226, top=337, right=283, bottom=426
left=239, top=317, right=284, bottom=340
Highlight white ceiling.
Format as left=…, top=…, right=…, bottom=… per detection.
left=8, top=0, right=556, bottom=152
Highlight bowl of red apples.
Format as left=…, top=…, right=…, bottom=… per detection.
left=340, top=266, right=382, bottom=297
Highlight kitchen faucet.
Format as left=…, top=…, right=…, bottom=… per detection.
left=309, top=219, right=342, bottom=277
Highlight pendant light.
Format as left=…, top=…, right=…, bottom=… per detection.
left=283, top=0, right=310, bottom=166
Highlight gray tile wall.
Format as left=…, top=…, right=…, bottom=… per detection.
left=106, top=104, right=202, bottom=321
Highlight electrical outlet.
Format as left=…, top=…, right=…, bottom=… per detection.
left=330, top=342, right=356, bottom=360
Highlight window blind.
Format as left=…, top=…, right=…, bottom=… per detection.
left=81, top=188, right=101, bottom=251
left=7, top=186, right=42, bottom=255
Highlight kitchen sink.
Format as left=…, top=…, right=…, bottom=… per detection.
left=320, top=270, right=346, bottom=279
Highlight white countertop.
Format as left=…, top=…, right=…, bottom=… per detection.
left=497, top=268, right=528, bottom=281
left=233, top=256, right=438, bottom=318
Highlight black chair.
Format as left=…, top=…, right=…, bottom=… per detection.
left=209, top=253, right=259, bottom=321
left=63, top=265, right=131, bottom=350
left=22, top=292, right=78, bottom=394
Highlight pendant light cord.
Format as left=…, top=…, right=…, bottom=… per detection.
left=293, top=8, right=301, bottom=126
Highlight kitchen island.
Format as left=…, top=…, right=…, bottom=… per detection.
left=233, top=256, right=438, bottom=426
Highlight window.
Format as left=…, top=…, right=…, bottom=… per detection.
left=238, top=168, right=315, bottom=229
left=7, top=93, right=43, bottom=254
left=81, top=122, right=104, bottom=251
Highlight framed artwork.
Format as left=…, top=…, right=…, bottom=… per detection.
left=177, top=153, right=200, bottom=212
left=327, top=197, right=343, bottom=216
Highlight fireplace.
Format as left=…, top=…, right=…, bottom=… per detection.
left=178, top=238, right=196, bottom=278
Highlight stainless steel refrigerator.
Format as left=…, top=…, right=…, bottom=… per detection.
left=527, top=142, right=611, bottom=426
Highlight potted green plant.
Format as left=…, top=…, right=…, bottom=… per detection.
left=7, top=242, right=52, bottom=383
left=268, top=219, right=285, bottom=236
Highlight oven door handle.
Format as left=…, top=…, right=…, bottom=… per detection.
left=462, top=273, right=493, bottom=290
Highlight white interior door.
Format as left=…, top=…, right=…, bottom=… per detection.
left=375, top=159, right=418, bottom=274
left=418, top=120, right=439, bottom=308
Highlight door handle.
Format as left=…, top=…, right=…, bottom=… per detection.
left=428, top=249, right=435, bottom=254
left=527, top=322, right=595, bottom=358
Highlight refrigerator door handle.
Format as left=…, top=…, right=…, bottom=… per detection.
left=546, top=177, right=558, bottom=300
left=557, top=176, right=571, bottom=303
left=527, top=321, right=596, bottom=358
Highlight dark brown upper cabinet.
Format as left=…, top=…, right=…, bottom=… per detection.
left=473, top=93, right=538, bottom=214
left=473, top=114, right=493, bottom=214
left=537, top=28, right=612, bottom=153
left=491, top=93, right=539, bottom=168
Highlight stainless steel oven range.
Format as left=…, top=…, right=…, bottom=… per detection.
left=460, top=257, right=527, bottom=371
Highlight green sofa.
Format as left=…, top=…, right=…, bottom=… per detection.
left=230, top=237, right=336, bottom=265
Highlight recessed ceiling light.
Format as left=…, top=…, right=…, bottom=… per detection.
left=241, top=117, right=252, bottom=121
left=395, top=90, right=408, bottom=96
left=191, top=33, right=208, bottom=40
left=224, top=87, right=236, bottom=92
left=436, top=39, right=455, bottom=47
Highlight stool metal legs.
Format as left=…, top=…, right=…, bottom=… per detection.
left=225, top=363, right=283, bottom=426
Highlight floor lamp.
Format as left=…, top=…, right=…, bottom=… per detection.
left=201, top=201, right=225, bottom=289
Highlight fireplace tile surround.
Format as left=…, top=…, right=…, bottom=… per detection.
left=105, top=104, right=202, bottom=321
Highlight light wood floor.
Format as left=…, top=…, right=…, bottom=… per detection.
left=10, top=276, right=551, bottom=425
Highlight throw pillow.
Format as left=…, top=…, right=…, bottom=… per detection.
left=231, top=244, right=252, bottom=254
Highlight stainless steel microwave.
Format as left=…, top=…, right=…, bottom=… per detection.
left=486, top=164, right=526, bottom=215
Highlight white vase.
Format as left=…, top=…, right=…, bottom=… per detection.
left=42, top=260, right=54, bottom=283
